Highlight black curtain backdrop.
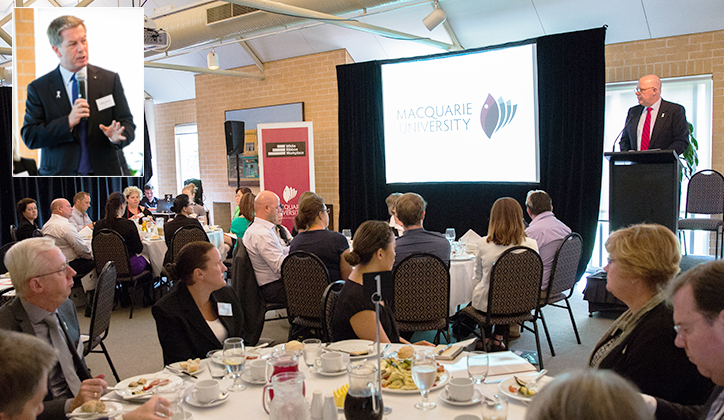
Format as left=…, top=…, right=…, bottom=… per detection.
left=337, top=27, right=606, bottom=277
left=1, top=87, right=143, bottom=246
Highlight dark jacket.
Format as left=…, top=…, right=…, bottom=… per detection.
left=655, top=386, right=723, bottom=420
left=16, top=217, right=42, bottom=241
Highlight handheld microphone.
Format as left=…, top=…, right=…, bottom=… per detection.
left=77, top=71, right=88, bottom=121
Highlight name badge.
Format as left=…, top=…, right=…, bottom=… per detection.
left=96, top=94, right=115, bottom=111
left=217, top=302, right=233, bottom=316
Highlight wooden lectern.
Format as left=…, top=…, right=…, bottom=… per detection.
left=604, top=150, right=681, bottom=234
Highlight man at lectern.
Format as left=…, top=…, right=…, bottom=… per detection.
left=619, top=74, right=689, bottom=155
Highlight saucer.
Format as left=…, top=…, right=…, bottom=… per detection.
left=311, top=365, right=346, bottom=377
left=184, top=392, right=229, bottom=408
left=241, top=372, right=267, bottom=385
left=440, top=389, right=483, bottom=406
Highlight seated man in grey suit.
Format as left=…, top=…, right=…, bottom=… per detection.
left=0, top=238, right=106, bottom=420
left=652, top=260, right=724, bottom=420
left=393, top=192, right=450, bottom=267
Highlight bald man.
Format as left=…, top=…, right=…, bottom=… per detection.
left=619, top=74, right=689, bottom=155
left=241, top=191, right=289, bottom=304
left=41, top=198, right=94, bottom=281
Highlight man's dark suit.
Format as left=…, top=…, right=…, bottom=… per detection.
left=152, top=284, right=246, bottom=365
left=0, top=298, right=90, bottom=420
left=619, top=99, right=689, bottom=155
left=22, top=64, right=135, bottom=176
left=656, top=386, right=724, bottom=420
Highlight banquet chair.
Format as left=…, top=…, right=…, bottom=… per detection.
left=0, top=286, right=15, bottom=308
left=81, top=261, right=121, bottom=382
left=321, top=280, right=345, bottom=342
left=92, top=229, right=153, bottom=319
left=0, top=241, right=17, bottom=274
left=537, top=232, right=583, bottom=357
left=456, top=247, right=545, bottom=368
left=392, top=253, right=450, bottom=345
left=678, top=169, right=724, bottom=259
left=9, top=224, right=17, bottom=242
left=229, top=242, right=285, bottom=346
left=282, top=251, right=331, bottom=341
left=170, top=225, right=209, bottom=263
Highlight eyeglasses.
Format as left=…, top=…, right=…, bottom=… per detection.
left=322, top=207, right=330, bottom=214
left=36, top=263, right=70, bottom=278
left=634, top=87, right=654, bottom=93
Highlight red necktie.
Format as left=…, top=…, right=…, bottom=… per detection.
left=641, top=107, right=652, bottom=151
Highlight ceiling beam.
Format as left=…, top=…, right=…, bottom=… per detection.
left=227, top=0, right=460, bottom=52
left=2, top=0, right=37, bottom=26
left=74, top=0, right=95, bottom=7
left=47, top=0, right=62, bottom=7
left=144, top=61, right=265, bottom=79
left=0, top=28, right=11, bottom=47
left=237, top=39, right=265, bottom=73
left=0, top=47, right=10, bottom=55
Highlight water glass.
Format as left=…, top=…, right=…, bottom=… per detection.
left=411, top=350, right=437, bottom=410
left=342, top=229, right=352, bottom=241
left=445, top=228, right=456, bottom=243
left=467, top=351, right=489, bottom=384
left=223, top=337, right=246, bottom=392
left=482, top=394, right=508, bottom=420
left=302, top=338, right=323, bottom=369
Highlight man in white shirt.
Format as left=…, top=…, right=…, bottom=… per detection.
left=242, top=190, right=289, bottom=305
left=41, top=198, right=94, bottom=282
left=69, top=192, right=93, bottom=231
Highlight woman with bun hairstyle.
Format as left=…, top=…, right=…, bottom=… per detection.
left=289, top=192, right=352, bottom=281
left=152, top=241, right=246, bottom=365
left=331, top=220, right=432, bottom=346
left=163, top=194, right=205, bottom=266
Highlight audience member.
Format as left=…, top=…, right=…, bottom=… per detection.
left=0, top=238, right=107, bottom=420
left=123, top=186, right=152, bottom=222
left=233, top=187, right=252, bottom=218
left=69, top=192, right=93, bottom=231
left=289, top=192, right=352, bottom=281
left=292, top=191, right=316, bottom=235
left=163, top=194, right=205, bottom=266
left=385, top=193, right=404, bottom=237
left=140, top=184, right=158, bottom=210
left=16, top=198, right=42, bottom=241
left=589, top=224, right=712, bottom=405
left=231, top=191, right=255, bottom=243
left=41, top=198, right=94, bottom=281
left=94, top=192, right=152, bottom=307
left=153, top=241, right=245, bottom=365
left=471, top=197, right=538, bottom=351
left=242, top=191, right=289, bottom=305
left=0, top=331, right=169, bottom=420
left=182, top=183, right=207, bottom=220
left=393, top=192, right=450, bottom=267
left=525, top=369, right=653, bottom=420
left=654, top=260, right=724, bottom=420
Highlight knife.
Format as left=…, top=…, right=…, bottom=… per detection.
left=437, top=343, right=453, bottom=356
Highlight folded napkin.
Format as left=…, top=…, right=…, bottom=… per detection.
left=488, top=351, right=537, bottom=376
left=459, top=229, right=482, bottom=244
left=79, top=225, right=93, bottom=238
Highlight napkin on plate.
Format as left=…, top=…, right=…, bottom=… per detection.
left=79, top=225, right=93, bottom=238
left=459, top=229, right=482, bottom=244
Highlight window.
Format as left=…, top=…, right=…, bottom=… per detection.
left=175, top=124, right=199, bottom=192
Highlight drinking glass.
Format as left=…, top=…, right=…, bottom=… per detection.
left=302, top=339, right=322, bottom=370
left=342, top=229, right=352, bottom=242
left=411, top=350, right=437, bottom=410
left=445, top=228, right=456, bottom=243
left=223, top=337, right=246, bottom=392
left=482, top=394, right=508, bottom=420
left=467, top=351, right=489, bottom=384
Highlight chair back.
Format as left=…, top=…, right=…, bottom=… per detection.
left=92, top=229, right=133, bottom=279
left=229, top=242, right=265, bottom=345
left=685, top=170, right=724, bottom=215
left=0, top=286, right=15, bottom=308
left=86, top=261, right=116, bottom=354
left=545, top=233, right=583, bottom=299
left=282, top=251, right=331, bottom=321
left=0, top=241, right=18, bottom=274
left=9, top=225, right=17, bottom=242
left=171, top=225, right=209, bottom=263
left=487, top=246, right=542, bottom=318
left=321, top=280, right=345, bottom=342
left=391, top=253, right=450, bottom=323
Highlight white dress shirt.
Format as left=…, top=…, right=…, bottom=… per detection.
left=69, top=207, right=92, bottom=231
left=242, top=218, right=289, bottom=287
left=42, top=213, right=92, bottom=261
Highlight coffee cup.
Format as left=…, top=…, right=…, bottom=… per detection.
left=315, top=352, right=345, bottom=372
left=446, top=377, right=474, bottom=402
left=250, top=359, right=269, bottom=381
left=192, top=379, right=220, bottom=404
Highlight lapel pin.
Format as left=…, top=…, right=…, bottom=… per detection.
left=56, top=91, right=61, bottom=98
left=661, top=113, right=665, bottom=117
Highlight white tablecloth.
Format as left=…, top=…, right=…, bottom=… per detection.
left=104, top=346, right=537, bottom=420
left=449, top=257, right=475, bottom=315
left=142, top=238, right=167, bottom=278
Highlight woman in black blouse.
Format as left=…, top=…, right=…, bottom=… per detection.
left=163, top=194, right=204, bottom=266
left=16, top=198, right=42, bottom=241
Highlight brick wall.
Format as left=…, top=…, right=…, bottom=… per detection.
left=153, top=49, right=353, bottom=228
left=13, top=7, right=36, bottom=161
left=605, top=30, right=724, bottom=170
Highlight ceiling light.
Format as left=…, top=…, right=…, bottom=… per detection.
left=207, top=50, right=219, bottom=70
left=423, top=1, right=447, bottom=31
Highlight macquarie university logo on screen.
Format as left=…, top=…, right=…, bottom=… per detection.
left=480, top=93, right=517, bottom=139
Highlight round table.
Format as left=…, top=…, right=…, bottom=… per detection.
left=449, top=256, right=475, bottom=315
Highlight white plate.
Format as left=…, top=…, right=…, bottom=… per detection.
left=326, top=340, right=377, bottom=360
left=381, top=368, right=451, bottom=394
left=71, top=401, right=123, bottom=418
left=115, top=373, right=183, bottom=400
left=451, top=255, right=475, bottom=261
left=439, top=389, right=483, bottom=406
left=169, top=361, right=206, bottom=375
left=310, top=365, right=347, bottom=377
left=498, top=375, right=552, bottom=402
left=241, top=372, right=267, bottom=385
left=184, top=392, right=229, bottom=408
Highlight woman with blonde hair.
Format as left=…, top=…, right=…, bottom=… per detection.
left=471, top=197, right=538, bottom=350
left=589, top=223, right=712, bottom=405
left=123, top=186, right=152, bottom=222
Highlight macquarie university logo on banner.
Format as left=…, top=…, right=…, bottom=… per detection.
left=283, top=186, right=298, bottom=203
left=480, top=93, right=517, bottom=139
